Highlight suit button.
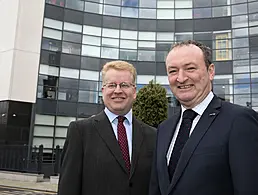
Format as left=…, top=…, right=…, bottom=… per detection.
left=129, top=182, right=133, bottom=187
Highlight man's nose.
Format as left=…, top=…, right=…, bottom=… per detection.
left=176, top=70, right=188, bottom=83
left=114, top=84, right=122, bottom=92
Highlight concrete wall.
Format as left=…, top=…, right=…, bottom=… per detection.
left=0, top=0, right=45, bottom=103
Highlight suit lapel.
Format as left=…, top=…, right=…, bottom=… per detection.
left=168, top=96, right=222, bottom=193
left=93, top=111, right=128, bottom=174
left=129, top=117, right=144, bottom=179
left=160, top=111, right=181, bottom=191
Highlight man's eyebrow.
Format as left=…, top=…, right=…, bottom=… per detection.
left=167, top=65, right=177, bottom=69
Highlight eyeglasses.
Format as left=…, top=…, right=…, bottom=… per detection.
left=103, top=82, right=135, bottom=90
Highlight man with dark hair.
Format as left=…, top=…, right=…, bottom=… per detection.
left=149, top=40, right=258, bottom=195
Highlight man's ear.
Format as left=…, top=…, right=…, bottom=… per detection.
left=208, top=63, right=215, bottom=80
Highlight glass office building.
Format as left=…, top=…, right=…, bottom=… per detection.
left=1, top=0, right=258, bottom=153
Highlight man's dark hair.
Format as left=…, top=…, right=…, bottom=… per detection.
left=170, top=40, right=212, bottom=69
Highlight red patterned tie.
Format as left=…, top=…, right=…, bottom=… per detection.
left=117, top=116, right=130, bottom=174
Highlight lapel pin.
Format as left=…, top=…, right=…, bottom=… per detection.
left=209, top=113, right=216, bottom=116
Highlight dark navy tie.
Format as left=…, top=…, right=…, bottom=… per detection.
left=168, top=109, right=197, bottom=181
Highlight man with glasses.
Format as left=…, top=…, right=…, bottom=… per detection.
left=58, top=60, right=156, bottom=195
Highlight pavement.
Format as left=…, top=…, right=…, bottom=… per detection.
left=0, top=185, right=55, bottom=194
left=0, top=178, right=57, bottom=194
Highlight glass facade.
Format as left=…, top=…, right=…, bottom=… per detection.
left=33, top=0, right=258, bottom=151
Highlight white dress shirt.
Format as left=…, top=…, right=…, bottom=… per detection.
left=166, top=92, right=214, bottom=165
left=104, top=107, right=133, bottom=161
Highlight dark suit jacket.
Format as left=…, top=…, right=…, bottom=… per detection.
left=149, top=96, right=258, bottom=195
left=58, top=111, right=156, bottom=195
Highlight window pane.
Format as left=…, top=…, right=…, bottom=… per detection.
left=138, top=31, right=156, bottom=40
left=64, top=22, right=82, bottom=33
left=63, top=31, right=82, bottom=43
left=103, top=5, right=121, bottom=16
left=62, top=42, right=81, bottom=55
left=56, top=116, right=76, bottom=126
left=80, top=70, right=99, bottom=81
left=138, top=50, right=155, bottom=61
left=232, top=15, right=248, bottom=28
left=232, top=0, right=247, bottom=3
left=42, top=38, right=61, bottom=52
left=59, top=77, right=79, bottom=88
left=175, top=0, right=192, bottom=8
left=156, top=51, right=168, bottom=62
left=232, top=28, right=248, bottom=38
left=102, top=28, right=120, bottom=38
left=157, top=9, right=175, bottom=19
left=232, top=38, right=249, bottom=48
left=233, top=48, right=249, bottom=60
left=85, top=2, right=103, bottom=14
left=39, top=64, right=59, bottom=76
left=138, top=41, right=155, bottom=48
left=82, top=35, right=101, bottom=46
left=65, top=0, right=84, bottom=11
left=249, top=1, right=258, bottom=14
left=212, top=0, right=227, bottom=6
left=33, top=137, right=53, bottom=149
left=121, top=7, right=138, bottom=18
left=139, top=8, right=156, bottom=18
left=212, top=6, right=230, bottom=17
left=78, top=90, right=99, bottom=103
left=249, top=13, right=258, bottom=27
left=157, top=32, right=174, bottom=41
left=105, top=0, right=121, bottom=5
left=120, top=49, right=137, bottom=60
left=157, top=0, right=174, bottom=8
left=250, top=26, right=258, bottom=36
left=194, top=8, right=211, bottom=18
left=44, top=18, right=63, bottom=30
left=83, top=25, right=101, bottom=36
left=175, top=9, right=192, bottom=19
left=232, top=4, right=247, bottom=16
left=140, top=0, right=156, bottom=8
left=81, top=45, right=100, bottom=57
left=58, top=88, right=78, bottom=101
left=54, top=138, right=66, bottom=147
left=233, top=60, right=250, bottom=73
left=34, top=126, right=54, bottom=137
left=193, top=0, right=211, bottom=7
left=175, top=33, right=193, bottom=42
left=137, top=75, right=155, bottom=84
left=60, top=67, right=79, bottom=79
left=120, top=30, right=138, bottom=39
left=122, top=0, right=139, bottom=7
left=46, top=0, right=64, bottom=6
left=120, top=40, right=137, bottom=49
left=79, top=80, right=99, bottom=90
left=101, top=47, right=119, bottom=59
left=102, top=37, right=119, bottom=47
left=35, top=114, right=55, bottom=125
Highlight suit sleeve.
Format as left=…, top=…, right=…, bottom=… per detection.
left=58, top=121, right=83, bottom=195
left=229, top=109, right=258, bottom=195
left=149, top=127, right=162, bottom=195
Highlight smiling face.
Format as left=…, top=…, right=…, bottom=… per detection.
left=102, top=69, right=136, bottom=115
left=166, top=44, right=215, bottom=109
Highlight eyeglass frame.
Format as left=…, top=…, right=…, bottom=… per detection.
left=102, top=82, right=136, bottom=90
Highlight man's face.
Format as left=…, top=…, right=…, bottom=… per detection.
left=102, top=69, right=136, bottom=115
left=166, top=44, right=215, bottom=108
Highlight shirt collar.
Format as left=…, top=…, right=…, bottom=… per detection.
left=104, top=107, right=133, bottom=125
left=181, top=91, right=214, bottom=117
